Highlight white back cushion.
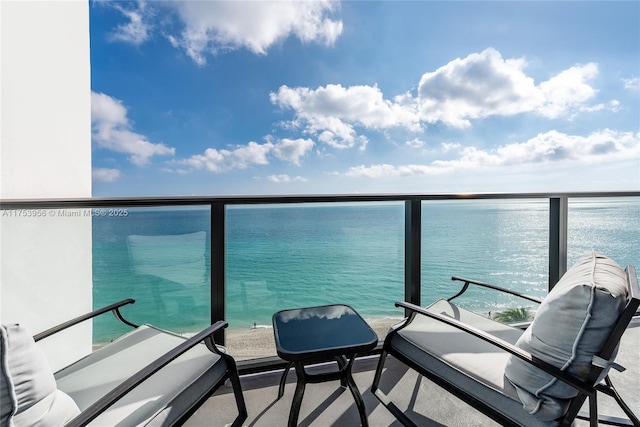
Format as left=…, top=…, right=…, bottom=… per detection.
left=0, top=324, right=80, bottom=427
left=504, top=252, right=628, bottom=421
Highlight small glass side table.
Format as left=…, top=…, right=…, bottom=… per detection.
left=272, top=304, right=378, bottom=427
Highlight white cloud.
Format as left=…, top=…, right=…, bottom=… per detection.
left=226, top=141, right=273, bottom=168
left=418, top=48, right=601, bottom=126
left=496, top=129, right=638, bottom=165
left=441, top=142, right=461, bottom=152
left=266, top=174, right=308, bottom=183
left=164, top=0, right=342, bottom=65
left=103, top=1, right=342, bottom=65
left=272, top=138, right=315, bottom=165
left=578, top=100, right=620, bottom=115
left=417, top=48, right=542, bottom=127
left=271, top=84, right=421, bottom=148
left=91, top=91, right=175, bottom=165
left=177, top=137, right=314, bottom=172
left=622, top=76, right=640, bottom=91
left=104, top=1, right=154, bottom=45
left=181, top=141, right=271, bottom=172
left=345, top=129, right=640, bottom=178
left=536, top=63, right=598, bottom=118
left=92, top=168, right=121, bottom=182
left=346, top=163, right=426, bottom=178
left=405, top=138, right=426, bottom=148
left=271, top=48, right=606, bottom=150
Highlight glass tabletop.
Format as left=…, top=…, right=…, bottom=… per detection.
left=272, top=304, right=378, bottom=361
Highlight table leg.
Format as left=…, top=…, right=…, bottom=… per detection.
left=288, top=362, right=307, bottom=427
left=345, top=356, right=369, bottom=427
left=335, top=355, right=348, bottom=388
left=281, top=356, right=369, bottom=426
left=278, top=362, right=294, bottom=399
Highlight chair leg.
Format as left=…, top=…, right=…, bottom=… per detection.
left=371, top=350, right=419, bottom=427
left=575, top=376, right=640, bottom=427
left=600, top=376, right=640, bottom=426
left=371, top=349, right=387, bottom=394
left=226, top=361, right=248, bottom=427
left=589, top=394, right=598, bottom=427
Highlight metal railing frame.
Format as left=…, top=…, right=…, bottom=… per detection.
left=2, top=191, right=638, bottom=347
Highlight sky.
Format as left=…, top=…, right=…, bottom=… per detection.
left=89, top=1, right=640, bottom=197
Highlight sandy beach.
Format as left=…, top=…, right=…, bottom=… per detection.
left=225, top=318, right=401, bottom=361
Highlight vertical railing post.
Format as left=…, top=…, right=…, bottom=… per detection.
left=211, top=202, right=226, bottom=344
left=549, top=197, right=568, bottom=290
left=405, top=199, right=421, bottom=312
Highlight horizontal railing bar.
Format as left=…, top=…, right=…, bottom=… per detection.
left=2, top=191, right=638, bottom=209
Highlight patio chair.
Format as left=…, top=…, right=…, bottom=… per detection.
left=1, top=299, right=247, bottom=427
left=371, top=251, right=639, bottom=426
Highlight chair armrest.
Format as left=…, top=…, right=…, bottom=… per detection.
left=394, top=301, right=593, bottom=396
left=64, top=320, right=230, bottom=427
left=449, top=276, right=543, bottom=305
left=34, top=299, right=138, bottom=342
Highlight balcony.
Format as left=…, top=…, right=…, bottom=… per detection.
left=1, top=191, right=639, bottom=425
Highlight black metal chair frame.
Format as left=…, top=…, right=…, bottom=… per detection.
left=34, top=299, right=248, bottom=427
left=371, top=266, right=640, bottom=427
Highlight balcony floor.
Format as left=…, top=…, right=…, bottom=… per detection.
left=187, top=321, right=639, bottom=427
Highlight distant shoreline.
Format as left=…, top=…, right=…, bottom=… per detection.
left=91, top=318, right=402, bottom=358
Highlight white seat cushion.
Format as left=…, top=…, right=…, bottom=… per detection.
left=55, top=324, right=228, bottom=426
left=397, top=299, right=524, bottom=391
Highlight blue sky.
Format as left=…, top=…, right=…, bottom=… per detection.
left=90, top=1, right=640, bottom=197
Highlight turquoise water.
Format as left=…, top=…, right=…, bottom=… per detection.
left=91, top=198, right=639, bottom=343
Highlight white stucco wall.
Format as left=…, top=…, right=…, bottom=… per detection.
left=0, top=0, right=93, bottom=370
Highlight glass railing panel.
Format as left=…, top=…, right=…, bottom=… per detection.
left=92, top=206, right=212, bottom=345
left=421, top=199, right=549, bottom=319
left=0, top=207, right=95, bottom=367
left=225, top=202, right=405, bottom=359
left=567, top=196, right=640, bottom=273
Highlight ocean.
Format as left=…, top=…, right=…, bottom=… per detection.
left=91, top=197, right=639, bottom=343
